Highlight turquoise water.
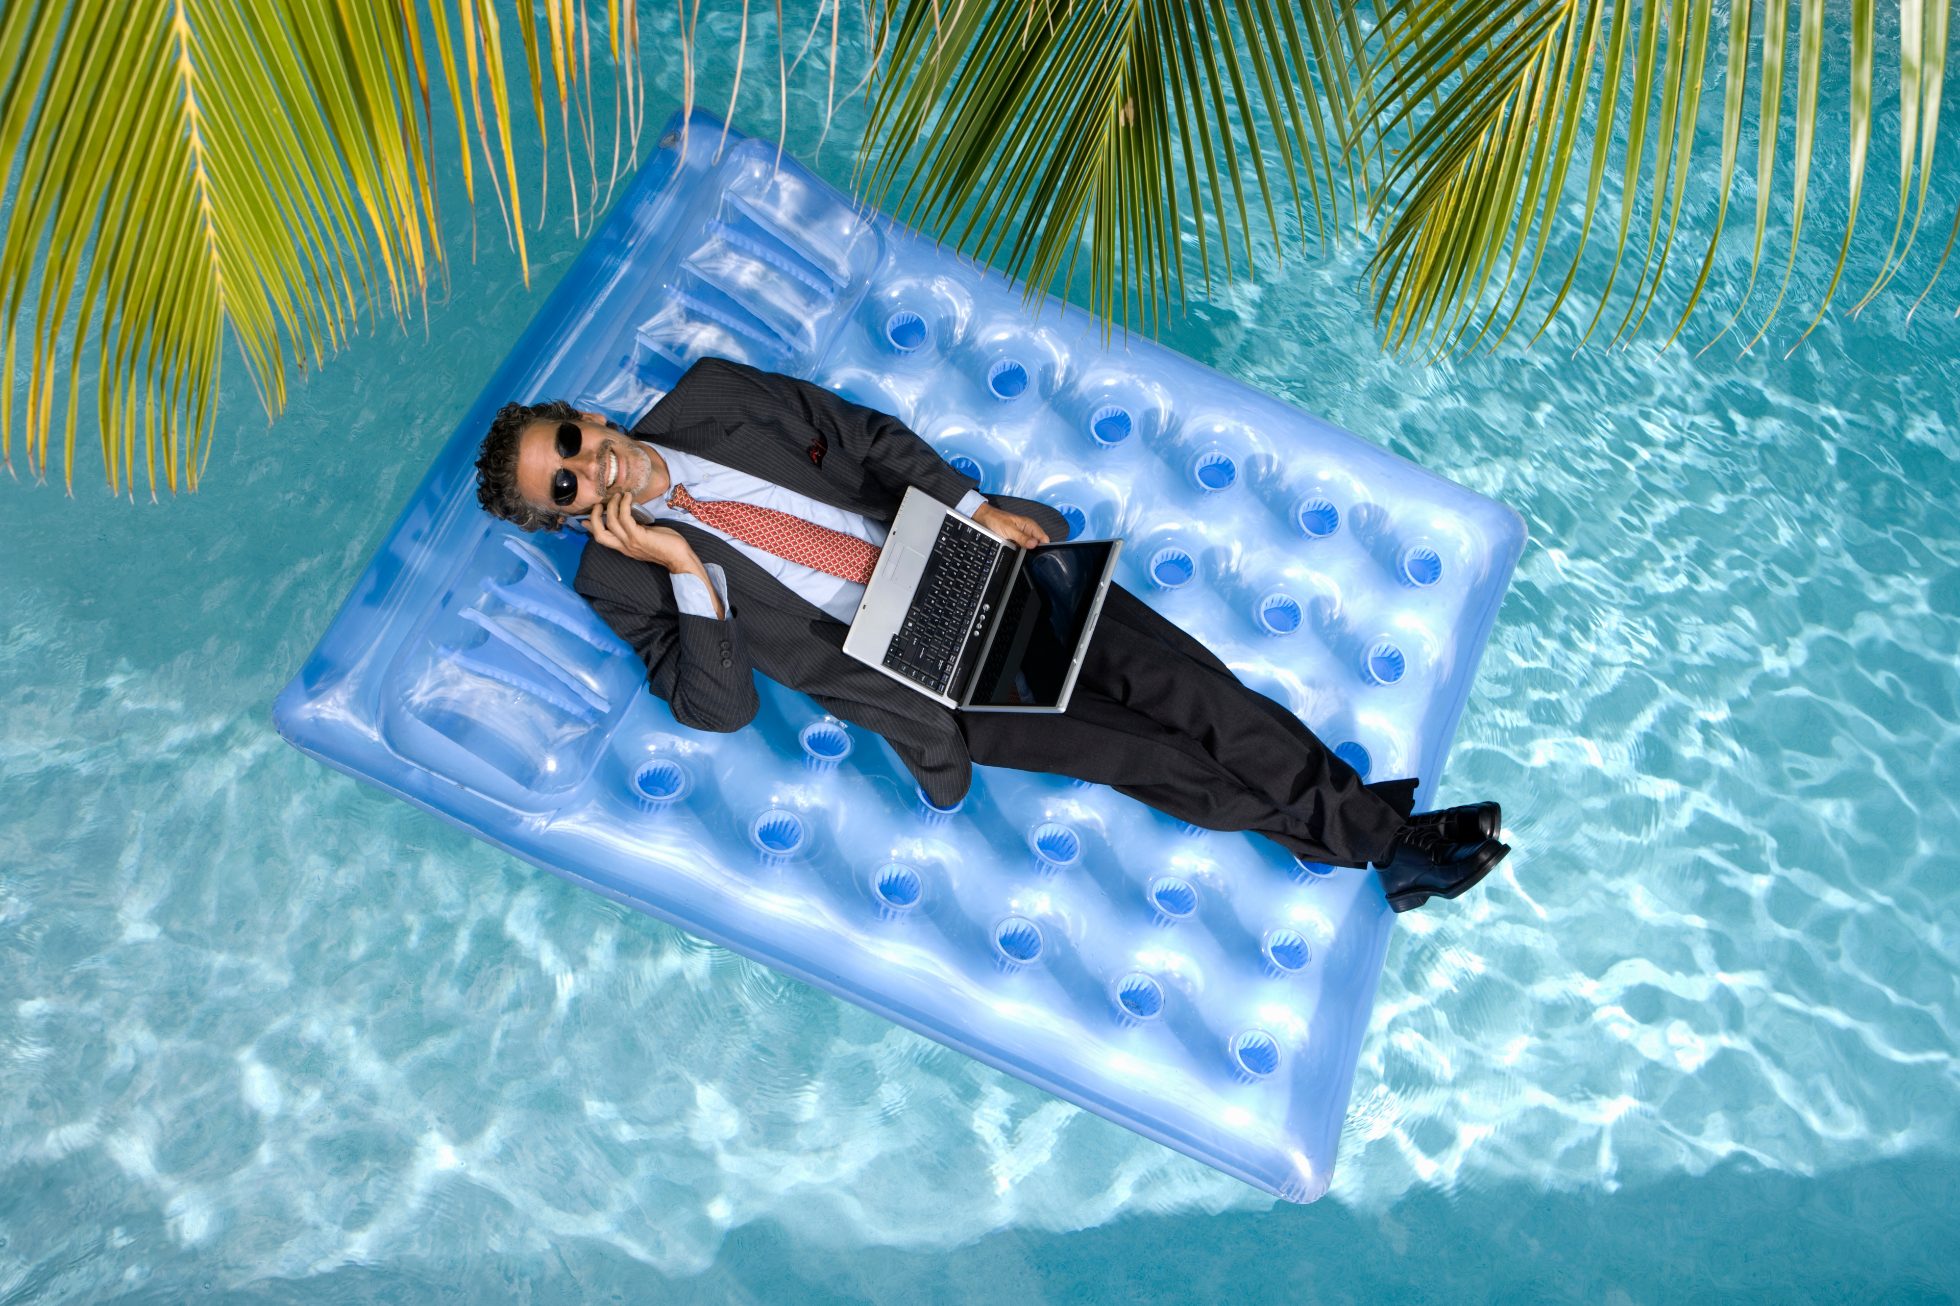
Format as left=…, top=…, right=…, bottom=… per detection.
left=3, top=5, right=1957, bottom=1300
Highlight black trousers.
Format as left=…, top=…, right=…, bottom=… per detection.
left=958, top=584, right=1416, bottom=866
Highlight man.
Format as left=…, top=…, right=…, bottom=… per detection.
left=475, top=355, right=1509, bottom=910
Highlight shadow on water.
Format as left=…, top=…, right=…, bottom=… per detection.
left=85, top=1150, right=1958, bottom=1304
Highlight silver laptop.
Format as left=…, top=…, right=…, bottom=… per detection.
left=843, top=487, right=1123, bottom=713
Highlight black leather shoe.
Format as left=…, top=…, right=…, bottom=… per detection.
left=1376, top=831, right=1510, bottom=913
left=1405, top=802, right=1501, bottom=848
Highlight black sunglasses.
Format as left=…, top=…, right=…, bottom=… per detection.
left=549, top=421, right=582, bottom=506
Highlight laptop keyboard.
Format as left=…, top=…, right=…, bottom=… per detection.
left=883, top=515, right=1002, bottom=696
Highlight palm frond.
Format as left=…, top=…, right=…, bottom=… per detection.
left=0, top=0, right=639, bottom=497
left=849, top=0, right=1370, bottom=337
left=1364, top=0, right=1957, bottom=356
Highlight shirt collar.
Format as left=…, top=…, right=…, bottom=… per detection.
left=640, top=438, right=696, bottom=508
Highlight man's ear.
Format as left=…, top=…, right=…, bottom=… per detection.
left=580, top=409, right=608, bottom=425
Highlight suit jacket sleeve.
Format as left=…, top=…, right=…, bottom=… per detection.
left=576, top=546, right=760, bottom=733
left=692, top=355, right=981, bottom=510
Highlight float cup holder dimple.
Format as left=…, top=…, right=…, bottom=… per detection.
left=1263, top=929, right=1311, bottom=976
left=1333, top=740, right=1372, bottom=780
left=871, top=862, right=924, bottom=915
left=915, top=785, right=964, bottom=825
left=799, top=719, right=853, bottom=770
left=1054, top=503, right=1087, bottom=540
left=1231, top=1029, right=1281, bottom=1080
left=1088, top=404, right=1133, bottom=449
left=1362, top=641, right=1407, bottom=687
left=1114, top=973, right=1166, bottom=1024
left=993, top=916, right=1043, bottom=967
left=1255, top=592, right=1303, bottom=636
left=1029, top=822, right=1082, bottom=873
left=1148, top=876, right=1198, bottom=924
left=1189, top=448, right=1238, bottom=493
left=1147, top=547, right=1196, bottom=590
left=884, top=309, right=928, bottom=354
left=630, top=759, right=691, bottom=811
left=749, top=808, right=806, bottom=863
left=1295, top=496, right=1341, bottom=539
left=1291, top=856, right=1338, bottom=882
left=1398, top=545, right=1443, bottom=588
left=987, top=358, right=1029, bottom=400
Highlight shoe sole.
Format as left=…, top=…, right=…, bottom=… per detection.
left=1388, top=839, right=1510, bottom=913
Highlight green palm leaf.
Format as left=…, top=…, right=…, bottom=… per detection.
left=851, top=0, right=1370, bottom=337
left=1362, top=0, right=1956, bottom=355
left=14, top=0, right=1950, bottom=502
left=0, top=0, right=639, bottom=496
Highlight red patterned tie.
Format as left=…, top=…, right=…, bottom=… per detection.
left=667, top=482, right=883, bottom=584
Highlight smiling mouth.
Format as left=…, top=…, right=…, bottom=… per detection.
left=603, top=447, right=620, bottom=492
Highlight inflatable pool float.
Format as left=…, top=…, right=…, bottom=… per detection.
left=274, top=109, right=1525, bottom=1202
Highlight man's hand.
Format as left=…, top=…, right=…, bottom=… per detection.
left=589, top=492, right=726, bottom=618
left=589, top=491, right=694, bottom=570
left=973, top=502, right=1051, bottom=549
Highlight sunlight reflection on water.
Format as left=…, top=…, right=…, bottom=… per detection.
left=0, top=1, right=1956, bottom=1296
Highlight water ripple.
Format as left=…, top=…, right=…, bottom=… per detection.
left=2, top=0, right=1958, bottom=1294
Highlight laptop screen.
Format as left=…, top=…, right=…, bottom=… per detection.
left=966, top=540, right=1119, bottom=708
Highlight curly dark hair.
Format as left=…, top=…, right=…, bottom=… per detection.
left=476, top=398, right=583, bottom=532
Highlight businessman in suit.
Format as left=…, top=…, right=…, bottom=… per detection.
left=474, top=356, right=1510, bottom=910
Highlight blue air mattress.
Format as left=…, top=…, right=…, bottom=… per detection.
left=274, top=109, right=1525, bottom=1202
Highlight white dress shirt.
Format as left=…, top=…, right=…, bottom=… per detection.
left=632, top=441, right=988, bottom=624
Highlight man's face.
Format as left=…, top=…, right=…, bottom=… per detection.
left=514, top=412, right=666, bottom=518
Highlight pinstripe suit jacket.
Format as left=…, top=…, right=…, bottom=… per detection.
left=574, top=356, right=1068, bottom=808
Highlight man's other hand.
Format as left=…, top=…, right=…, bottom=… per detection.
left=590, top=491, right=695, bottom=570
left=973, top=502, right=1051, bottom=549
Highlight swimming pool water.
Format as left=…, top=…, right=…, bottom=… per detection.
left=2, top=3, right=1955, bottom=1299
